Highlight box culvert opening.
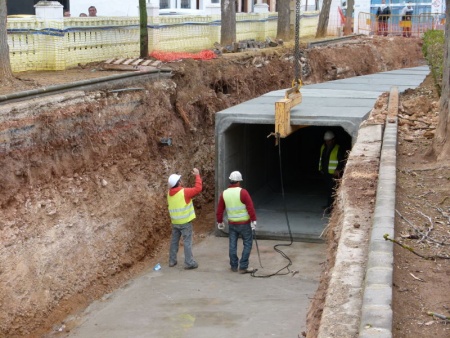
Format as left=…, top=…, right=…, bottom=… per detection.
left=215, top=123, right=352, bottom=242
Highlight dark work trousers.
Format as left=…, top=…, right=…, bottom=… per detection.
left=324, top=173, right=336, bottom=209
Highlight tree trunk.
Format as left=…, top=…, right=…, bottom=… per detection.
left=433, top=0, right=450, bottom=161
left=343, top=0, right=354, bottom=36
left=0, top=0, right=14, bottom=84
left=221, top=0, right=236, bottom=46
left=316, top=0, right=332, bottom=38
left=139, top=0, right=148, bottom=58
left=276, top=0, right=290, bottom=41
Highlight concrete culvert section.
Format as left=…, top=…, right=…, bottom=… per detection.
left=215, top=123, right=352, bottom=241
left=215, top=66, right=429, bottom=241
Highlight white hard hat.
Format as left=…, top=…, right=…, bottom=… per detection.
left=324, top=130, right=335, bottom=141
left=168, top=174, right=181, bottom=188
left=229, top=171, right=243, bottom=181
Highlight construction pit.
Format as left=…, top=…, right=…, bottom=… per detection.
left=0, top=36, right=430, bottom=337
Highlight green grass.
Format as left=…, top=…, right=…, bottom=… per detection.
left=422, top=30, right=445, bottom=95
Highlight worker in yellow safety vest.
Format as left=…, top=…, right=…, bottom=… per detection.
left=400, top=2, right=414, bottom=37
left=167, top=168, right=202, bottom=270
left=319, top=131, right=345, bottom=213
left=216, top=171, right=257, bottom=274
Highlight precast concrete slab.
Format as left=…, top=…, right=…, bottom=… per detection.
left=65, top=237, right=326, bottom=338
left=215, top=66, right=429, bottom=242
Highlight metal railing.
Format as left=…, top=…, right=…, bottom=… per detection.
left=358, top=12, right=445, bottom=37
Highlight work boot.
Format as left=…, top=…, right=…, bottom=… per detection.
left=184, top=264, right=198, bottom=270
left=238, top=268, right=255, bottom=274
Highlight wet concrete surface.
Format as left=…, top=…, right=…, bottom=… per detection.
left=64, top=235, right=325, bottom=338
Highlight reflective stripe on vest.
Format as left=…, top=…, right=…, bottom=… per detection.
left=223, top=187, right=250, bottom=222
left=319, top=144, right=340, bottom=174
left=167, top=189, right=195, bottom=225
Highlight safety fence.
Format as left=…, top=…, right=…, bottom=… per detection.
left=358, top=12, right=445, bottom=37
left=7, top=12, right=319, bottom=72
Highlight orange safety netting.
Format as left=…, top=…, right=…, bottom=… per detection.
left=150, top=50, right=217, bottom=62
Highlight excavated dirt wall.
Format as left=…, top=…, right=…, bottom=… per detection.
left=0, top=37, right=425, bottom=337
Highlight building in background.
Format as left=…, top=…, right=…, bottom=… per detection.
left=7, top=0, right=276, bottom=17
left=7, top=0, right=69, bottom=15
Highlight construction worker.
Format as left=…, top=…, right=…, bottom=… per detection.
left=319, top=131, right=345, bottom=213
left=167, top=168, right=202, bottom=270
left=217, top=171, right=257, bottom=274
left=376, top=0, right=391, bottom=36
left=400, top=2, right=414, bottom=37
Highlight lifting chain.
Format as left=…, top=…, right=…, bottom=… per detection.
left=293, top=0, right=302, bottom=89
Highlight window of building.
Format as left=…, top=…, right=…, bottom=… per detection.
left=160, top=0, right=170, bottom=9
left=181, top=0, right=190, bottom=9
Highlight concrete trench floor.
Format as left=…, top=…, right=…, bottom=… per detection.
left=63, top=236, right=325, bottom=338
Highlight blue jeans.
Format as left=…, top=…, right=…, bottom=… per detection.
left=228, top=223, right=253, bottom=270
left=169, top=222, right=197, bottom=268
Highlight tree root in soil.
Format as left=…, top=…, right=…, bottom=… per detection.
left=383, top=234, right=450, bottom=260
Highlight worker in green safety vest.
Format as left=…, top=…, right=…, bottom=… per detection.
left=319, top=131, right=345, bottom=213
left=167, top=168, right=202, bottom=270
left=216, top=171, right=257, bottom=274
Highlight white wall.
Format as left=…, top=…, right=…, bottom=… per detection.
left=70, top=0, right=141, bottom=17
left=354, top=0, right=371, bottom=34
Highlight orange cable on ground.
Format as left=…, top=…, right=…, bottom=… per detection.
left=150, top=50, right=217, bottom=62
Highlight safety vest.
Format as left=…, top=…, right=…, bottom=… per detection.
left=319, top=144, right=340, bottom=174
left=167, top=189, right=196, bottom=225
left=223, top=188, right=250, bottom=222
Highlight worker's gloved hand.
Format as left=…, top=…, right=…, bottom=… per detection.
left=217, top=222, right=225, bottom=230
left=251, top=221, right=257, bottom=230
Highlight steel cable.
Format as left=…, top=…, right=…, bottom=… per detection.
left=294, top=0, right=301, bottom=86
left=251, top=133, right=295, bottom=278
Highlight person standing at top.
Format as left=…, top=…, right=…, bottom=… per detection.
left=167, top=168, right=202, bottom=270
left=88, top=6, right=97, bottom=17
left=63, top=10, right=71, bottom=17
left=216, top=171, right=257, bottom=274
left=400, top=2, right=414, bottom=37
left=319, top=131, right=346, bottom=213
left=376, top=0, right=391, bottom=36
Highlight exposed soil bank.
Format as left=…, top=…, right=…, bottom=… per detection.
left=0, top=36, right=425, bottom=337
